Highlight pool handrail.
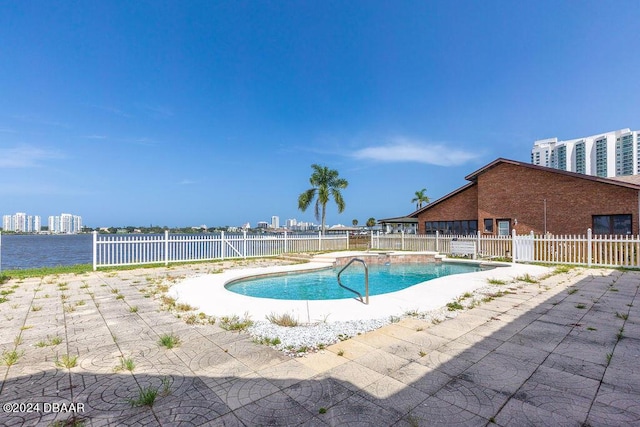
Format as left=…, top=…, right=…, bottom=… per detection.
left=337, top=258, right=369, bottom=304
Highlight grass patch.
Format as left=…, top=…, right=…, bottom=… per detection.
left=129, top=306, right=139, bottom=313
left=606, top=352, right=613, bottom=365
left=55, top=354, right=78, bottom=369
left=114, top=356, right=135, bottom=372
left=32, top=305, right=42, bottom=312
left=575, top=303, right=586, bottom=309
left=615, top=312, right=629, bottom=320
left=446, top=301, right=464, bottom=311
left=128, top=386, right=158, bottom=407
left=0, top=273, right=10, bottom=284
left=0, top=264, right=93, bottom=280
left=587, top=327, right=597, bottom=331
left=175, top=302, right=195, bottom=312
left=553, top=265, right=574, bottom=274
left=567, top=288, right=578, bottom=295
left=2, top=349, right=23, bottom=366
left=158, top=333, right=181, bottom=349
left=266, top=312, right=300, bottom=327
left=516, top=273, right=539, bottom=284
left=115, top=294, right=125, bottom=300
left=487, top=278, right=507, bottom=285
left=220, top=313, right=253, bottom=331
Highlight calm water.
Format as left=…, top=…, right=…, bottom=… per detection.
left=0, top=234, right=92, bottom=270
left=226, top=263, right=486, bottom=300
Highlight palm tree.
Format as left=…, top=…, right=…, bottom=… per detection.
left=411, top=188, right=430, bottom=210
left=366, top=217, right=376, bottom=228
left=352, top=219, right=358, bottom=227
left=298, top=164, right=349, bottom=234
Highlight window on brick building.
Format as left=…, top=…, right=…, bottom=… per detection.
left=425, top=220, right=477, bottom=235
left=483, top=218, right=493, bottom=233
left=592, top=214, right=632, bottom=235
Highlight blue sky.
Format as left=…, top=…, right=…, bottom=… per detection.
left=2, top=1, right=639, bottom=228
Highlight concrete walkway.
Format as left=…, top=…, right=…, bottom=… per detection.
left=0, top=262, right=639, bottom=426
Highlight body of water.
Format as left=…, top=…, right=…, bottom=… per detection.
left=0, top=234, right=93, bottom=270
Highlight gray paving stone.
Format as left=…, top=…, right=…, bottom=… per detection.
left=2, top=265, right=640, bottom=425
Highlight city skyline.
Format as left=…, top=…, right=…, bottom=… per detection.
left=2, top=212, right=83, bottom=234
left=2, top=2, right=639, bottom=227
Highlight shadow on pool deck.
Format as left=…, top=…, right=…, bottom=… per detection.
left=0, top=267, right=639, bottom=426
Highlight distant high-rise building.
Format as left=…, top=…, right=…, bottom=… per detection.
left=271, top=216, right=280, bottom=229
left=286, top=218, right=297, bottom=229
left=48, top=213, right=82, bottom=234
left=531, top=128, right=640, bottom=178
left=1, top=212, right=41, bottom=233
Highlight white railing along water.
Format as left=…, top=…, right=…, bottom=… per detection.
left=92, top=231, right=349, bottom=270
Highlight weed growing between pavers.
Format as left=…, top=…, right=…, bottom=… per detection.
left=35, top=336, right=63, bottom=347
left=128, top=377, right=171, bottom=408
left=50, top=415, right=86, bottom=427
left=114, top=356, right=135, bottom=372
left=219, top=313, right=253, bottom=331
left=158, top=333, right=181, bottom=349
left=2, top=349, right=23, bottom=366
left=55, top=354, right=78, bottom=369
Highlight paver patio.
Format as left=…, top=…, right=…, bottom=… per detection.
left=0, top=262, right=639, bottom=426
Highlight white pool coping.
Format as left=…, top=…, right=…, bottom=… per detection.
left=168, top=251, right=553, bottom=323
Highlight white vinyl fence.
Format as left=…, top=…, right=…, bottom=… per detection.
left=370, top=229, right=640, bottom=268
left=93, top=231, right=348, bottom=270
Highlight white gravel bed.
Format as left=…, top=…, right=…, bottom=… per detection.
left=246, top=281, right=530, bottom=357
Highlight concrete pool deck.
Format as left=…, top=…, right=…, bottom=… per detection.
left=0, top=259, right=639, bottom=425
left=168, top=251, right=553, bottom=322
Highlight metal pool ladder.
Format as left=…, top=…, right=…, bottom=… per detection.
left=337, top=258, right=369, bottom=304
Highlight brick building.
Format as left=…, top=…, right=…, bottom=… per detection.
left=385, top=158, right=640, bottom=236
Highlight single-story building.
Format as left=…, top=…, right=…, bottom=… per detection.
left=377, top=216, right=418, bottom=234
left=383, top=158, right=640, bottom=236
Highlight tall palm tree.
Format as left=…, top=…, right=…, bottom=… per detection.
left=366, top=217, right=376, bottom=228
left=298, top=164, right=349, bottom=234
left=411, top=188, right=430, bottom=209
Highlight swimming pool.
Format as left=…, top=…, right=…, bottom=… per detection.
left=225, top=262, right=487, bottom=300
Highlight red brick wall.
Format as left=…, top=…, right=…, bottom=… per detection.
left=415, top=162, right=639, bottom=235
left=477, top=163, right=639, bottom=235
left=417, top=185, right=478, bottom=233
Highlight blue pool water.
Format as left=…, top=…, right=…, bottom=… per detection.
left=225, top=262, right=486, bottom=300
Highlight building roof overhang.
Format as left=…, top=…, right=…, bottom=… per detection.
left=465, top=158, right=640, bottom=190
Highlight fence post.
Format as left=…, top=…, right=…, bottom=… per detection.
left=284, top=230, right=288, bottom=253
left=587, top=228, right=592, bottom=267
left=243, top=230, right=247, bottom=258
left=92, top=231, right=97, bottom=271
left=477, top=230, right=481, bottom=259
left=221, top=231, right=225, bottom=260
left=164, top=230, right=170, bottom=266
left=435, top=230, right=439, bottom=252
left=401, top=230, right=405, bottom=250
left=318, top=231, right=322, bottom=251
left=345, top=230, right=349, bottom=250
left=512, top=229, right=517, bottom=263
